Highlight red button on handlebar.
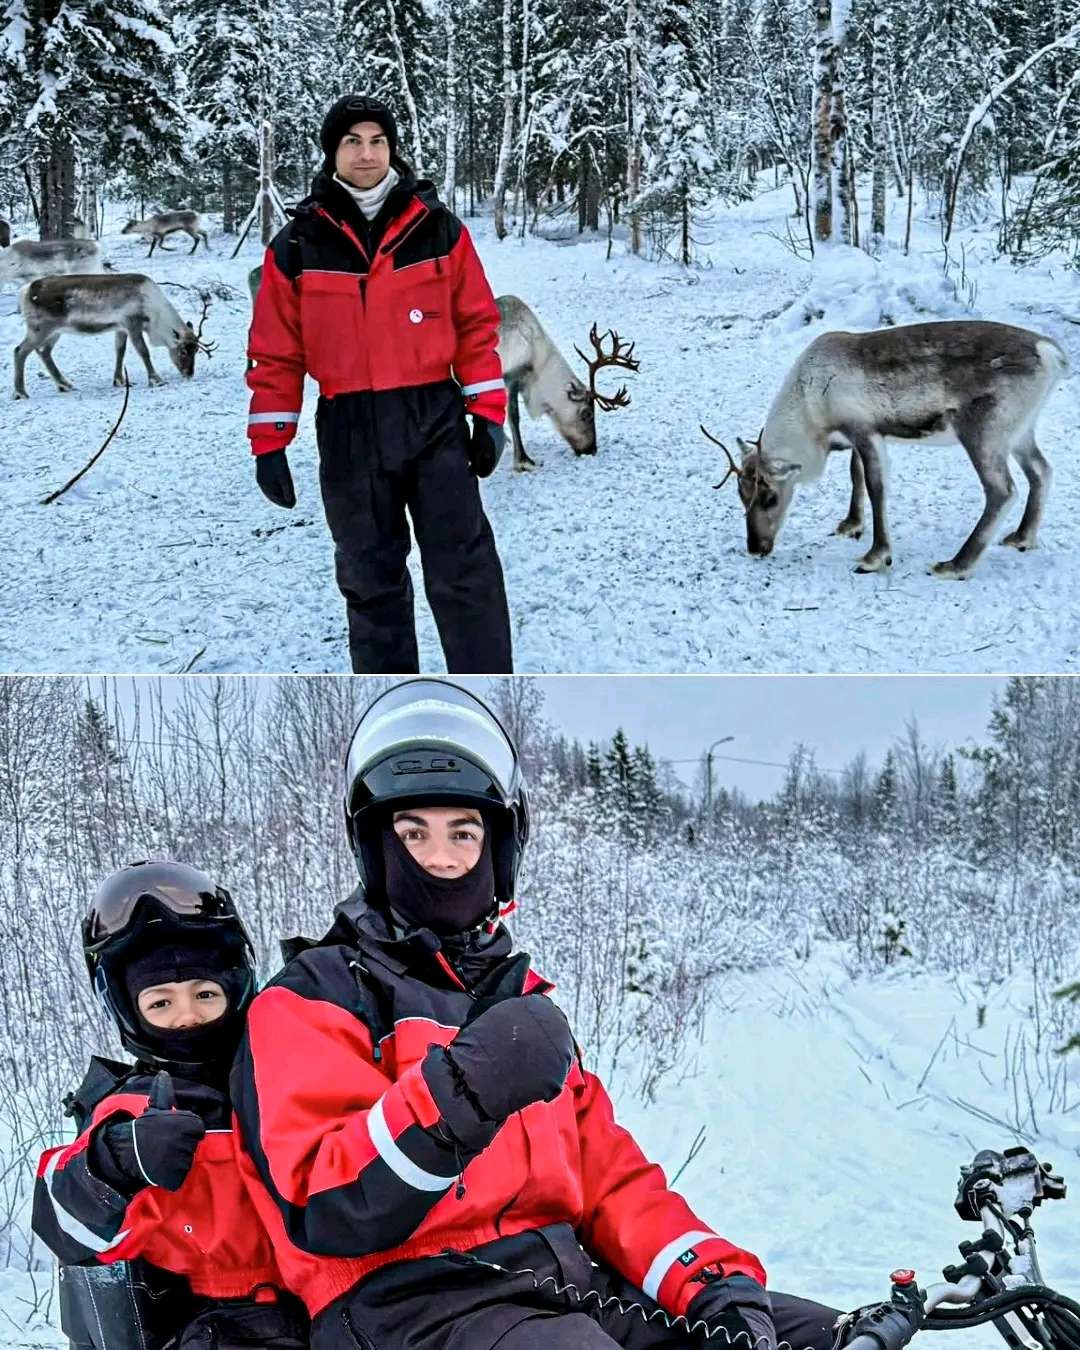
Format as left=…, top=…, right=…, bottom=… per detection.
left=891, top=1270, right=916, bottom=1286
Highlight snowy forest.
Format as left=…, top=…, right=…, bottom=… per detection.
left=0, top=673, right=1079, bottom=1335
left=1, top=0, right=1078, bottom=265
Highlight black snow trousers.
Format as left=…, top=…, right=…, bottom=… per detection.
left=314, top=1224, right=841, bottom=1350
left=315, top=380, right=513, bottom=674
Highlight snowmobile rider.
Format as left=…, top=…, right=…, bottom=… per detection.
left=246, top=95, right=513, bottom=675
left=33, top=860, right=307, bottom=1350
left=230, top=680, right=842, bottom=1350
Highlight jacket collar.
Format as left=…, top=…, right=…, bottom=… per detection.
left=296, top=170, right=444, bottom=255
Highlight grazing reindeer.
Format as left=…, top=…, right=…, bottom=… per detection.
left=121, top=210, right=210, bottom=257
left=496, top=296, right=639, bottom=470
left=13, top=274, right=216, bottom=399
left=706, top=320, right=1070, bottom=578
left=0, top=239, right=104, bottom=286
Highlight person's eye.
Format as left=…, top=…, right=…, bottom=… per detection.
left=197, top=989, right=222, bottom=1001
left=147, top=998, right=169, bottom=1011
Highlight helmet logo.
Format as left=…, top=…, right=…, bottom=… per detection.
left=392, top=755, right=459, bottom=774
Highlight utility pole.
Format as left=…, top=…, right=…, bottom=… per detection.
left=705, top=736, right=735, bottom=817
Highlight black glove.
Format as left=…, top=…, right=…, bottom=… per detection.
left=89, top=1072, right=206, bottom=1196
left=686, top=1273, right=777, bottom=1350
left=467, top=416, right=505, bottom=478
left=255, top=448, right=296, bottom=508
left=423, top=995, right=575, bottom=1150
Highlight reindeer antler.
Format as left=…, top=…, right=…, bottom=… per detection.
left=701, top=424, right=745, bottom=490
left=573, top=322, right=640, bottom=412
left=193, top=291, right=218, bottom=356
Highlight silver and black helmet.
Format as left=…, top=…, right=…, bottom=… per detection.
left=344, top=679, right=529, bottom=910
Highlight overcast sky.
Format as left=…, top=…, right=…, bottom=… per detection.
left=107, top=675, right=1008, bottom=804
left=462, top=675, right=1007, bottom=800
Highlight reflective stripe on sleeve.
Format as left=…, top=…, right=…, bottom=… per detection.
left=42, top=1153, right=131, bottom=1256
left=367, top=1096, right=457, bottom=1193
left=642, top=1230, right=718, bottom=1301
left=248, top=412, right=300, bottom=425
left=460, top=378, right=505, bottom=397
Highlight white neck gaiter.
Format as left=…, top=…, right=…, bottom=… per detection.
left=333, top=167, right=400, bottom=221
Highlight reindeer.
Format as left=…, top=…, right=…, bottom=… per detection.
left=13, top=274, right=216, bottom=399
left=121, top=210, right=210, bottom=257
left=242, top=282, right=639, bottom=466
left=0, top=238, right=104, bottom=287
left=705, top=320, right=1070, bottom=578
left=496, top=296, right=640, bottom=470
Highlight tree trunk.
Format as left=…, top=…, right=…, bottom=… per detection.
left=260, top=119, right=274, bottom=246
left=442, top=0, right=458, bottom=208
left=812, top=0, right=835, bottom=244
left=626, top=0, right=642, bottom=255
left=681, top=183, right=690, bottom=265
left=491, top=0, right=516, bottom=238
left=39, top=139, right=76, bottom=239
left=386, top=0, right=424, bottom=173
left=870, top=3, right=889, bottom=250
left=223, top=159, right=236, bottom=234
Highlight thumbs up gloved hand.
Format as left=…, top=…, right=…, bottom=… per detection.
left=88, top=1072, right=206, bottom=1196
left=422, top=995, right=575, bottom=1152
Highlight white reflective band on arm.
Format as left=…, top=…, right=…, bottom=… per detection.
left=642, top=1230, right=717, bottom=1301
left=42, top=1153, right=131, bottom=1255
left=460, top=378, right=505, bottom=396
left=368, top=1096, right=457, bottom=1192
left=248, top=412, right=300, bottom=425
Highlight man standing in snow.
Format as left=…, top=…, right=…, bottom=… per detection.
left=246, top=96, right=512, bottom=675
left=231, top=680, right=842, bottom=1349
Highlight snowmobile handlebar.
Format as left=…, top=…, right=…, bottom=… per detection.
left=837, top=1147, right=1074, bottom=1350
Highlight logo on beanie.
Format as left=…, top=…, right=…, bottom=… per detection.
left=409, top=308, right=423, bottom=325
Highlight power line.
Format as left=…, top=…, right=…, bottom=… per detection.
left=664, top=752, right=844, bottom=776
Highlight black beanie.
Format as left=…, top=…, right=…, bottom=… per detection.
left=321, top=95, right=399, bottom=169
left=124, top=931, right=242, bottom=1009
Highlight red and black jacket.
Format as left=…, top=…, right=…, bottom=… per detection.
left=230, top=899, right=767, bottom=1320
left=246, top=172, right=507, bottom=456
left=33, top=1057, right=283, bottom=1300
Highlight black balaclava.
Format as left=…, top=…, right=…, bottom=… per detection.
left=122, top=931, right=249, bottom=1071
left=382, top=820, right=495, bottom=937
left=320, top=95, right=400, bottom=174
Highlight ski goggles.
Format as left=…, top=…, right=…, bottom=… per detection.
left=84, top=860, right=238, bottom=946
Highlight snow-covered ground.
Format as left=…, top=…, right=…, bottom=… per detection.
left=2, top=182, right=1077, bottom=674
left=3, top=948, right=1079, bottom=1347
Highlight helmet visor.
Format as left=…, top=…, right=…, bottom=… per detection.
left=86, top=860, right=237, bottom=946
left=346, top=680, right=518, bottom=809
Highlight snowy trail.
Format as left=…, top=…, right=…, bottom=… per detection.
left=2, top=185, right=1077, bottom=674
left=3, top=951, right=1080, bottom=1347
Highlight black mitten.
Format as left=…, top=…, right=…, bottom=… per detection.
left=422, top=995, right=574, bottom=1149
left=687, top=1273, right=777, bottom=1350
left=255, top=448, right=296, bottom=508
left=467, top=417, right=505, bottom=478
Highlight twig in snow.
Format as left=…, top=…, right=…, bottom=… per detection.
left=40, top=373, right=130, bottom=505
left=917, top=1015, right=957, bottom=1091
left=670, top=1125, right=707, bottom=1187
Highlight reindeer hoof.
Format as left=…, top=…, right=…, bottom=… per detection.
left=149, top=377, right=165, bottom=388
left=1000, top=530, right=1036, bottom=552
left=931, top=560, right=970, bottom=580
left=13, top=390, right=29, bottom=401
left=855, top=552, right=891, bottom=574
left=835, top=518, right=863, bottom=539
left=57, top=383, right=75, bottom=393
left=514, top=458, right=542, bottom=473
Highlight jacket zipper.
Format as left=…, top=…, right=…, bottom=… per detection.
left=379, top=203, right=430, bottom=256
left=341, top=1308, right=378, bottom=1350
